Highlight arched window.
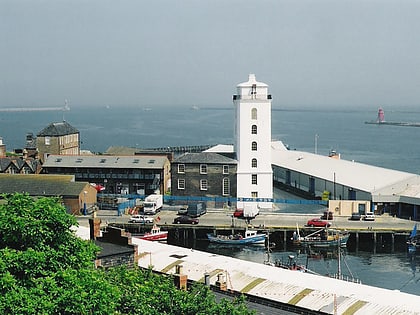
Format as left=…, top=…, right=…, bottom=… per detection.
left=251, top=141, right=257, bottom=151
left=222, top=178, right=230, bottom=196
left=251, top=125, right=257, bottom=134
left=251, top=108, right=257, bottom=120
left=252, top=158, right=257, bottom=168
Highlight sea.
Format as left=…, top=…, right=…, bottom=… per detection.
left=1, top=104, right=420, bottom=295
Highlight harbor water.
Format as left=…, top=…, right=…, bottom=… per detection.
left=1, top=104, right=420, bottom=295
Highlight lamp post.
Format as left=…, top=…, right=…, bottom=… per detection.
left=315, top=134, right=319, bottom=154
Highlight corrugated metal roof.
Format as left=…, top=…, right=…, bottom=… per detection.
left=134, top=239, right=420, bottom=315
left=43, top=155, right=168, bottom=169
left=271, top=141, right=419, bottom=194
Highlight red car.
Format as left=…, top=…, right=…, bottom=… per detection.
left=306, top=218, right=331, bottom=228
left=233, top=209, right=244, bottom=218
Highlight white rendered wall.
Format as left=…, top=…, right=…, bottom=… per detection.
left=233, top=74, right=273, bottom=209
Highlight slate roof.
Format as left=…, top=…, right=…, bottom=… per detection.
left=37, top=121, right=79, bottom=137
left=0, top=174, right=88, bottom=197
left=43, top=155, right=168, bottom=169
left=173, top=152, right=237, bottom=164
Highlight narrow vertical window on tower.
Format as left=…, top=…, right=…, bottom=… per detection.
left=222, top=178, right=230, bottom=196
left=251, top=84, right=257, bottom=98
left=252, top=174, right=257, bottom=185
left=251, top=125, right=257, bottom=134
left=251, top=108, right=257, bottom=120
left=251, top=141, right=257, bottom=151
left=252, top=158, right=257, bottom=168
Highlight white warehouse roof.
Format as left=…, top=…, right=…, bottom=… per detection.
left=271, top=141, right=420, bottom=196
left=134, top=239, right=420, bottom=315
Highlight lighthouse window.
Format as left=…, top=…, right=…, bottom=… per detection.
left=251, top=108, right=257, bottom=120
left=252, top=174, right=257, bottom=185
left=252, top=158, right=257, bottom=168
left=251, top=125, right=257, bottom=134
left=251, top=141, right=257, bottom=151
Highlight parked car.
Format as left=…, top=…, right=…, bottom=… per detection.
left=321, top=211, right=333, bottom=220
left=306, top=218, right=331, bottom=228
left=349, top=212, right=361, bottom=221
left=363, top=212, right=375, bottom=221
left=128, top=215, right=154, bottom=224
left=177, top=206, right=188, bottom=215
left=173, top=215, right=199, bottom=225
left=233, top=209, right=244, bottom=218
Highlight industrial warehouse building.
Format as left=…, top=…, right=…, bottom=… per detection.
left=270, top=140, right=420, bottom=220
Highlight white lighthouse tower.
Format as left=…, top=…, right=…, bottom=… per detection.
left=233, top=74, right=273, bottom=209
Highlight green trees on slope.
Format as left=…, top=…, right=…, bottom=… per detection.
left=0, top=193, right=254, bottom=314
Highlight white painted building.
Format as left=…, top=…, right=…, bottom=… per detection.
left=233, top=74, right=273, bottom=209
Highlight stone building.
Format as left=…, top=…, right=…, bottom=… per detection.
left=171, top=152, right=237, bottom=206
left=37, top=121, right=80, bottom=163
left=42, top=154, right=171, bottom=196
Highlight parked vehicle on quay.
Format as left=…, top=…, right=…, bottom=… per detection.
left=234, top=203, right=259, bottom=219
left=173, top=215, right=199, bottom=225
left=306, top=218, right=331, bottom=228
left=321, top=211, right=333, bottom=220
left=349, top=213, right=361, bottom=221
left=186, top=202, right=206, bottom=218
left=128, top=215, right=154, bottom=224
left=143, top=194, right=163, bottom=215
left=363, top=212, right=375, bottom=221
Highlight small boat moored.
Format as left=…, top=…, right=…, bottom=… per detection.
left=207, top=229, right=267, bottom=246
left=138, top=224, right=168, bottom=242
left=292, top=225, right=349, bottom=248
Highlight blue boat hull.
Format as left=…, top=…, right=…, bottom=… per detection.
left=207, top=233, right=266, bottom=245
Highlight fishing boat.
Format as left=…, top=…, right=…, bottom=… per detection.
left=407, top=224, right=419, bottom=253
left=138, top=225, right=168, bottom=242
left=207, top=230, right=267, bottom=246
left=292, top=224, right=349, bottom=248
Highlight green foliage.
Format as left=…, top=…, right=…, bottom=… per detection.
left=0, top=193, right=255, bottom=314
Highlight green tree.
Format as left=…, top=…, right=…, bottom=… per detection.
left=0, top=193, right=255, bottom=314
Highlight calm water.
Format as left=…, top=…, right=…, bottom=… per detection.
left=1, top=104, right=420, bottom=294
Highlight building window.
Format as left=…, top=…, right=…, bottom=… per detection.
left=251, top=141, right=257, bottom=151
left=251, top=125, right=257, bottom=134
left=45, top=137, right=51, bottom=145
left=200, top=164, right=207, bottom=174
left=178, top=179, right=185, bottom=190
left=251, top=108, right=257, bottom=120
left=222, top=178, right=230, bottom=196
left=178, top=164, right=185, bottom=174
left=200, top=179, right=208, bottom=190
left=223, top=165, right=229, bottom=174
left=252, top=158, right=257, bottom=168
left=252, top=174, right=257, bottom=185
left=251, top=191, right=258, bottom=198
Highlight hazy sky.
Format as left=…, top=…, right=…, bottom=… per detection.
left=1, top=0, right=419, bottom=108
